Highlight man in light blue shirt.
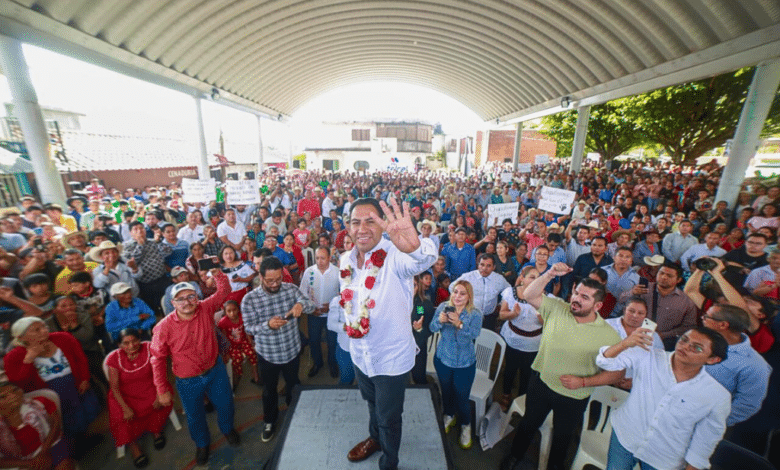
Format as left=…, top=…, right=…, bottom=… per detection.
left=529, top=233, right=565, bottom=265
left=661, top=220, right=697, bottom=263
left=702, top=304, right=771, bottom=426
left=605, top=247, right=640, bottom=317
left=442, top=227, right=476, bottom=281
left=679, top=231, right=727, bottom=272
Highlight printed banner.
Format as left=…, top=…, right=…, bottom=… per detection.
left=538, top=186, right=576, bottom=215
left=181, top=178, right=216, bottom=203
left=225, top=179, right=260, bottom=205
left=517, top=163, right=532, bottom=173
left=500, top=172, right=512, bottom=183
left=487, top=202, right=519, bottom=225
left=534, top=154, right=549, bottom=165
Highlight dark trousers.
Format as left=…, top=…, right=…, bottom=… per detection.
left=355, top=367, right=407, bottom=470
left=434, top=356, right=476, bottom=425
left=510, top=372, right=589, bottom=470
left=483, top=312, right=497, bottom=332
left=307, top=315, right=336, bottom=370
left=502, top=347, right=537, bottom=397
left=138, top=275, right=171, bottom=316
left=411, top=346, right=428, bottom=385
left=257, top=354, right=300, bottom=425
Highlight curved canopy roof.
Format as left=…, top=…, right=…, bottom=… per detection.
left=1, top=0, right=779, bottom=123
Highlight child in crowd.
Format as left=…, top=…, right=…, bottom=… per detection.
left=435, top=273, right=451, bottom=306
left=217, top=300, right=260, bottom=391
left=104, top=282, right=155, bottom=344
left=22, top=273, right=56, bottom=316
left=293, top=218, right=311, bottom=248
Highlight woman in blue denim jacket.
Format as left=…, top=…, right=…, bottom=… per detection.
left=429, top=279, right=483, bottom=449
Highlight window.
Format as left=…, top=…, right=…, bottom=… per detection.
left=352, top=129, right=370, bottom=141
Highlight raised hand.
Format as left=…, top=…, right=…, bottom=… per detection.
left=371, top=197, right=421, bottom=254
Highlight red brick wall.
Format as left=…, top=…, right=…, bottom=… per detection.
left=476, top=130, right=556, bottom=164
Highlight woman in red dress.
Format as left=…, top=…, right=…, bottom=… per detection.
left=106, top=329, right=173, bottom=468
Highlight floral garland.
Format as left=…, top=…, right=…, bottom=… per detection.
left=339, top=249, right=387, bottom=338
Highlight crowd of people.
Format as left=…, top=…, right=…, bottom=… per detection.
left=0, top=159, right=777, bottom=469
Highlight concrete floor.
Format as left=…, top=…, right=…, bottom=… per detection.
left=78, top=339, right=543, bottom=470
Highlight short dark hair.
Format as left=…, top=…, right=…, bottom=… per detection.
left=68, top=271, right=92, bottom=284
left=259, top=256, right=283, bottom=276
left=128, top=220, right=144, bottom=231
left=502, top=218, right=513, bottom=225
left=349, top=198, right=384, bottom=219
left=689, top=326, right=728, bottom=361
left=254, top=248, right=273, bottom=259
left=591, top=236, right=607, bottom=245
left=419, top=271, right=432, bottom=279
left=616, top=246, right=633, bottom=256
left=454, top=227, right=468, bottom=234
left=577, top=277, right=606, bottom=302
left=478, top=253, right=496, bottom=266
left=625, top=296, right=647, bottom=311
left=547, top=233, right=562, bottom=244
left=748, top=232, right=768, bottom=243
left=588, top=267, right=608, bottom=284
left=660, top=261, right=683, bottom=280
left=22, top=273, right=50, bottom=288
left=713, top=304, right=751, bottom=332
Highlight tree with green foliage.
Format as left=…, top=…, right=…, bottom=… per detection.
left=627, top=67, right=780, bottom=165
left=540, top=99, right=646, bottom=161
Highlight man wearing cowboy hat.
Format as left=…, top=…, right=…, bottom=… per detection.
left=91, top=240, right=140, bottom=297
left=61, top=231, right=90, bottom=255
left=418, top=219, right=440, bottom=251
left=54, top=248, right=99, bottom=295
left=632, top=227, right=662, bottom=267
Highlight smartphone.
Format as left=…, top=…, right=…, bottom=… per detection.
left=641, top=318, right=657, bottom=334
left=197, top=257, right=220, bottom=271
left=444, top=306, right=455, bottom=313
left=639, top=278, right=649, bottom=287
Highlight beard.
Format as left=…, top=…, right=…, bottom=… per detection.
left=264, top=284, right=281, bottom=294
left=569, top=301, right=594, bottom=317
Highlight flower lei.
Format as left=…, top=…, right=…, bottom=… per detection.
left=339, top=249, right=387, bottom=338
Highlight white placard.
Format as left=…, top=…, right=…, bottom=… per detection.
left=535, top=154, right=549, bottom=165
left=487, top=202, right=520, bottom=225
left=538, top=186, right=576, bottom=215
left=500, top=172, right=512, bottom=183
left=225, top=179, right=260, bottom=205
left=517, top=163, right=532, bottom=173
left=181, top=178, right=216, bottom=203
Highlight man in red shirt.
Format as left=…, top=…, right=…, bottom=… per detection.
left=296, top=190, right=322, bottom=220
left=150, top=267, right=241, bottom=465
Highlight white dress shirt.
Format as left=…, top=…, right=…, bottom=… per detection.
left=455, top=270, right=511, bottom=317
left=177, top=224, right=205, bottom=245
left=341, top=238, right=437, bottom=378
left=327, top=296, right=350, bottom=352
left=322, top=197, right=337, bottom=217
left=596, top=346, right=730, bottom=470
left=217, top=220, right=247, bottom=245
left=300, top=263, right=340, bottom=308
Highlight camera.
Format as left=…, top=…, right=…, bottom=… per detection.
left=694, top=257, right=717, bottom=271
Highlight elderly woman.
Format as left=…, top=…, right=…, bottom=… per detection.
left=106, top=329, right=172, bottom=468
left=5, top=318, right=100, bottom=455
left=429, top=280, right=483, bottom=450
left=0, top=381, right=74, bottom=470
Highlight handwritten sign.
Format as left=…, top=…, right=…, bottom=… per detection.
left=517, top=163, right=532, bottom=173
left=487, top=202, right=520, bottom=225
left=181, top=178, right=216, bottom=203
left=535, top=154, right=549, bottom=165
left=225, top=179, right=260, bottom=205
left=500, top=172, right=512, bottom=184
left=538, top=186, right=576, bottom=215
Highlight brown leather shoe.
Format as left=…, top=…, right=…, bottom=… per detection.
left=347, top=437, right=381, bottom=462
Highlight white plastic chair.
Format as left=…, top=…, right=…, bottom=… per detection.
left=425, top=332, right=441, bottom=386
left=470, top=328, right=506, bottom=430
left=102, top=345, right=183, bottom=459
left=508, top=394, right=553, bottom=470
left=570, top=386, right=630, bottom=470
left=301, top=247, right=315, bottom=269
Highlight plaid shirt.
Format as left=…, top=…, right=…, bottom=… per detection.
left=122, top=239, right=172, bottom=283
left=203, top=238, right=225, bottom=257
left=241, top=283, right=315, bottom=364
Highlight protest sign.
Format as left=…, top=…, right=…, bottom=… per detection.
left=535, top=154, right=549, bottom=165
left=181, top=178, right=216, bottom=203
left=226, top=179, right=260, bottom=205
left=487, top=202, right=519, bottom=225
left=500, top=172, right=512, bottom=183
left=517, top=163, right=532, bottom=173
left=538, top=186, right=576, bottom=215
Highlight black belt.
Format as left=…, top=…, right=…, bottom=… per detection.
left=508, top=322, right=542, bottom=337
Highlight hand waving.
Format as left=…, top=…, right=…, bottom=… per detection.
left=370, top=197, right=421, bottom=254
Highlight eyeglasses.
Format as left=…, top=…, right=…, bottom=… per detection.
left=677, top=335, right=706, bottom=353
left=701, top=314, right=725, bottom=323
left=172, top=294, right=198, bottom=303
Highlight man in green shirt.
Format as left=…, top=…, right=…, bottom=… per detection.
left=501, top=262, right=622, bottom=470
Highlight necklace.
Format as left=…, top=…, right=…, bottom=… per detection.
left=117, top=344, right=150, bottom=374
left=339, top=248, right=387, bottom=338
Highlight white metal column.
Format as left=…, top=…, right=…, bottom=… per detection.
left=715, top=60, right=780, bottom=209
left=194, top=97, right=209, bottom=180
left=512, top=122, right=523, bottom=171
left=571, top=106, right=591, bottom=173
left=0, top=35, right=67, bottom=204
left=256, top=114, right=264, bottom=173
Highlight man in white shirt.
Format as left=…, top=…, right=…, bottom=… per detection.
left=322, top=189, right=338, bottom=217
left=264, top=210, right=287, bottom=237
left=342, top=198, right=437, bottom=470
left=233, top=204, right=255, bottom=228
left=454, top=254, right=510, bottom=332
left=300, top=246, right=341, bottom=378
left=217, top=208, right=247, bottom=251
left=596, top=326, right=730, bottom=470
left=177, top=212, right=205, bottom=245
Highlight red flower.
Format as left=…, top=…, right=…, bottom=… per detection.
left=340, top=269, right=351, bottom=278
left=339, top=299, right=345, bottom=308
left=345, top=325, right=356, bottom=336
left=365, top=277, right=376, bottom=289
left=360, top=317, right=370, bottom=329
left=366, top=299, right=376, bottom=309
left=341, top=289, right=353, bottom=301
left=370, top=249, right=387, bottom=268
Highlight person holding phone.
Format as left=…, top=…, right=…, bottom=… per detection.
left=429, top=280, right=483, bottom=449
left=217, top=246, right=256, bottom=304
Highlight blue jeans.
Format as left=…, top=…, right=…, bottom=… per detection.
left=336, top=344, right=355, bottom=384
left=433, top=355, right=476, bottom=425
left=606, top=430, right=658, bottom=470
left=355, top=366, right=407, bottom=470
left=308, top=315, right=337, bottom=370
left=175, top=358, right=235, bottom=448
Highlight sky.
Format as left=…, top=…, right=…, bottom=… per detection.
left=0, top=44, right=486, bottom=159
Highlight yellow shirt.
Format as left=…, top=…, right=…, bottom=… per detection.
left=532, top=296, right=621, bottom=400
left=58, top=214, right=78, bottom=233
left=54, top=262, right=99, bottom=295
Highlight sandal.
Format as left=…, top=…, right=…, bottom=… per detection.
left=153, top=435, right=166, bottom=450
left=133, top=454, right=149, bottom=468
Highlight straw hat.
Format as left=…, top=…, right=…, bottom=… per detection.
left=417, top=219, right=438, bottom=234
left=643, top=255, right=665, bottom=266
left=612, top=228, right=635, bottom=241
left=88, top=240, right=121, bottom=260
left=62, top=231, right=88, bottom=249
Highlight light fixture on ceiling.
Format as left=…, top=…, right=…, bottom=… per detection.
left=560, top=96, right=571, bottom=108
left=277, top=114, right=283, bottom=121
left=495, top=118, right=500, bottom=125
left=210, top=87, right=220, bottom=101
